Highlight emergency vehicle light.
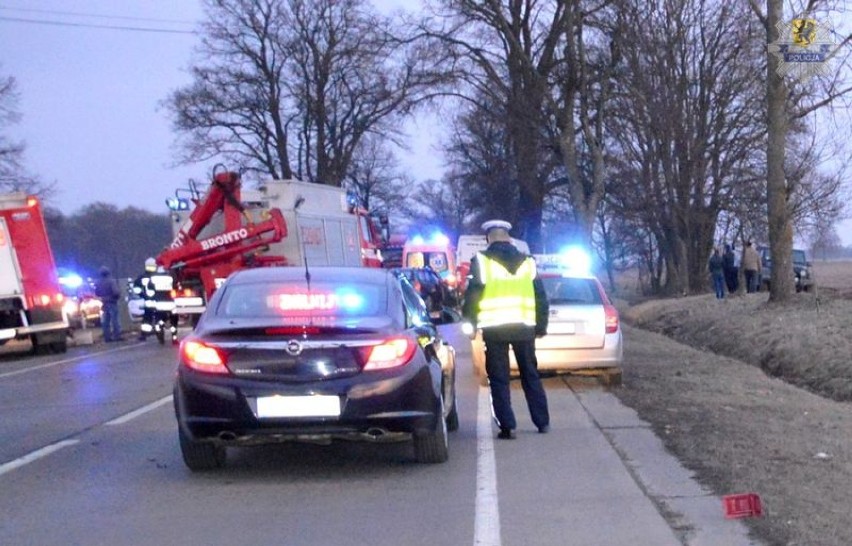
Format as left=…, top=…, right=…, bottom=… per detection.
left=270, top=289, right=365, bottom=313
left=430, top=233, right=450, bottom=245
left=558, top=246, right=592, bottom=275
left=58, top=273, right=84, bottom=289
left=410, top=235, right=425, bottom=245
left=166, top=197, right=190, bottom=211
left=26, top=197, right=38, bottom=207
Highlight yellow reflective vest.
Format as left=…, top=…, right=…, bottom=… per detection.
left=476, top=252, right=537, bottom=329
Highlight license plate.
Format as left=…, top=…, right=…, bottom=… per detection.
left=550, top=322, right=576, bottom=335
left=255, top=395, right=340, bottom=418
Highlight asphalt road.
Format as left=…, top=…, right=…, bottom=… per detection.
left=0, top=325, right=758, bottom=546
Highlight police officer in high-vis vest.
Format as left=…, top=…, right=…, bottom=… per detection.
left=462, top=220, right=550, bottom=439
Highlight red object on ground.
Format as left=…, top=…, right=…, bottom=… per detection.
left=723, top=493, right=763, bottom=519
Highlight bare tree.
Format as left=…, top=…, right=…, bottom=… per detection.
left=343, top=134, right=410, bottom=216
left=420, top=0, right=567, bottom=251
left=167, top=0, right=446, bottom=187
left=749, top=0, right=852, bottom=301
left=607, top=0, right=766, bottom=294
left=0, top=69, right=51, bottom=197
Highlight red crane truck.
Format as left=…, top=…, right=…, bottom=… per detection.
left=158, top=168, right=387, bottom=322
left=0, top=193, right=69, bottom=353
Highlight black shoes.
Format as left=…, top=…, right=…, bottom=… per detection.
left=538, top=425, right=550, bottom=434
left=497, top=428, right=516, bottom=440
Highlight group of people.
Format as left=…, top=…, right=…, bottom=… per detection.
left=92, top=258, right=178, bottom=343
left=708, top=240, right=763, bottom=299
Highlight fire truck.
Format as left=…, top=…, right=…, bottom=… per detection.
left=158, top=167, right=387, bottom=320
left=0, top=193, right=69, bottom=353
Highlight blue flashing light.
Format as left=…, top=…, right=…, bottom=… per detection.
left=430, top=232, right=450, bottom=246
left=558, top=246, right=592, bottom=275
left=410, top=235, right=425, bottom=245
left=336, top=289, right=365, bottom=313
left=58, top=273, right=84, bottom=288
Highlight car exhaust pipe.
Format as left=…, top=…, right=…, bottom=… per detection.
left=366, top=427, right=386, bottom=438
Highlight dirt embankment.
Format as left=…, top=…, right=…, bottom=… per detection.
left=609, top=261, right=852, bottom=546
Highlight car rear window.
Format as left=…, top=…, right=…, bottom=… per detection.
left=406, top=251, right=449, bottom=273
left=215, top=281, right=386, bottom=318
left=541, top=277, right=602, bottom=305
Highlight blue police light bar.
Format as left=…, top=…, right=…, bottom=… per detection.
left=559, top=246, right=592, bottom=274
left=166, top=197, right=190, bottom=211
left=430, top=232, right=450, bottom=246
left=58, top=272, right=84, bottom=288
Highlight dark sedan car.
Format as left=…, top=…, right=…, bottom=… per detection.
left=173, top=266, right=458, bottom=471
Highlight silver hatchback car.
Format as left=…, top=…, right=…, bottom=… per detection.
left=471, top=254, right=623, bottom=386
left=530, top=271, right=623, bottom=383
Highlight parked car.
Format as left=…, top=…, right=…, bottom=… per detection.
left=758, top=246, right=814, bottom=292
left=173, top=266, right=458, bottom=471
left=392, top=267, right=451, bottom=316
left=471, top=254, right=623, bottom=386
left=57, top=268, right=102, bottom=328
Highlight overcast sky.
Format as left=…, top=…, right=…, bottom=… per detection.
left=1, top=1, right=850, bottom=245
left=0, top=0, right=440, bottom=215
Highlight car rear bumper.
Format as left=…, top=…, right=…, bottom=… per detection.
left=510, top=332, right=623, bottom=371
left=174, top=362, right=442, bottom=445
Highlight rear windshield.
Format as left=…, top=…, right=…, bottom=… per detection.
left=214, top=281, right=386, bottom=319
left=406, top=251, right=449, bottom=273
left=541, top=277, right=602, bottom=305
left=792, top=250, right=807, bottom=264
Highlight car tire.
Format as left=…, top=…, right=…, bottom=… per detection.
left=414, top=398, right=449, bottom=464
left=178, top=427, right=226, bottom=471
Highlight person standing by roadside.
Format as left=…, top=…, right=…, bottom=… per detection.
left=462, top=220, right=550, bottom=439
left=708, top=247, right=726, bottom=299
left=94, top=266, right=123, bottom=342
left=742, top=240, right=762, bottom=293
left=722, top=243, right=739, bottom=294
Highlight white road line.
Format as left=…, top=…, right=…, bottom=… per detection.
left=0, top=439, right=79, bottom=477
left=105, top=395, right=173, bottom=426
left=0, top=342, right=143, bottom=380
left=474, top=386, right=501, bottom=546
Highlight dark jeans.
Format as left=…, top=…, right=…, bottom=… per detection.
left=744, top=269, right=758, bottom=293
left=484, top=338, right=549, bottom=431
left=711, top=272, right=725, bottom=299
left=101, top=301, right=121, bottom=340
left=724, top=267, right=739, bottom=293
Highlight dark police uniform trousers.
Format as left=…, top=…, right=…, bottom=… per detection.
left=484, top=335, right=549, bottom=431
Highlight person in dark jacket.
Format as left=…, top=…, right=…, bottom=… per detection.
left=708, top=247, right=726, bottom=299
left=94, top=266, right=123, bottom=342
left=722, top=243, right=739, bottom=294
left=462, top=220, right=550, bottom=439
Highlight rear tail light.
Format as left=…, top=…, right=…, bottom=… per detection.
left=604, top=304, right=619, bottom=334
left=181, top=340, right=229, bottom=374
left=362, top=337, right=417, bottom=371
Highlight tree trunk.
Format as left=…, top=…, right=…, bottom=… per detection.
left=766, top=0, right=794, bottom=301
